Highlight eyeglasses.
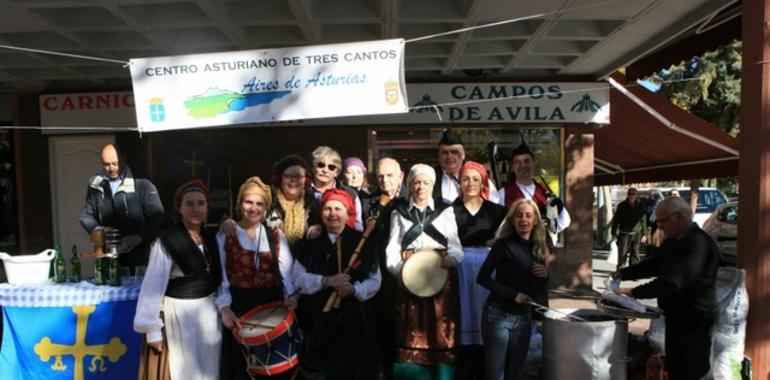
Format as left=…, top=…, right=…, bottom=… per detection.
left=316, top=162, right=338, bottom=171
left=656, top=211, right=679, bottom=224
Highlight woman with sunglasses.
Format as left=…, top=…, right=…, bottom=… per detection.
left=309, top=146, right=364, bottom=231
left=477, top=199, right=549, bottom=380
left=134, top=179, right=227, bottom=380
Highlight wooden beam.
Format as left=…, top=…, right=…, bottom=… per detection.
left=738, top=0, right=770, bottom=377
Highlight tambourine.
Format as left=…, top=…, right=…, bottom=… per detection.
left=401, top=249, right=448, bottom=297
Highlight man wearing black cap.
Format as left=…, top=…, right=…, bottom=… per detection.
left=433, top=129, right=500, bottom=206
left=499, top=140, right=570, bottom=233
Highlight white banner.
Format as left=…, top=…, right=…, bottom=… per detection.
left=129, top=39, right=407, bottom=132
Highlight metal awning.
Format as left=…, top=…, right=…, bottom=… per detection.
left=594, top=73, right=739, bottom=185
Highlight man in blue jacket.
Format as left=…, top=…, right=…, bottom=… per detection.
left=80, top=144, right=164, bottom=268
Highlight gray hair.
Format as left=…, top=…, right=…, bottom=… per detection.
left=311, top=146, right=342, bottom=167
left=663, top=196, right=693, bottom=221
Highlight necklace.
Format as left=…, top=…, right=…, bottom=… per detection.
left=189, top=230, right=211, bottom=273
left=253, top=224, right=262, bottom=253
left=413, top=206, right=428, bottom=233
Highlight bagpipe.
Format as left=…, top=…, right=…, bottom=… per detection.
left=322, top=194, right=391, bottom=312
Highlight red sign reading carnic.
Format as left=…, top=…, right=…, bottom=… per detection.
left=42, top=93, right=135, bottom=111
left=39, top=92, right=137, bottom=133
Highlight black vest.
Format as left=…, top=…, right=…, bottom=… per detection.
left=393, top=198, right=449, bottom=250
left=160, top=224, right=222, bottom=299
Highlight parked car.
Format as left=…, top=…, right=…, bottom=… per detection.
left=674, top=188, right=729, bottom=227
left=703, top=201, right=737, bottom=265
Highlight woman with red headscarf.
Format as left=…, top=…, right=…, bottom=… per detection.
left=292, top=188, right=382, bottom=379
left=452, top=161, right=506, bottom=380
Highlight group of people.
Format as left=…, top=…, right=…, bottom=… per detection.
left=80, top=135, right=723, bottom=380
left=81, top=131, right=570, bottom=380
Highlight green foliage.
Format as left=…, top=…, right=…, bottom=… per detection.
left=648, top=39, right=742, bottom=138
left=647, top=40, right=741, bottom=195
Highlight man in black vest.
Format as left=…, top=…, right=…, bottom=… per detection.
left=80, top=144, right=164, bottom=268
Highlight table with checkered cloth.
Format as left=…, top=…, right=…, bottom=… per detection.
left=0, top=280, right=141, bottom=307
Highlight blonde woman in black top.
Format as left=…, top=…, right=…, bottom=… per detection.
left=476, top=198, right=548, bottom=380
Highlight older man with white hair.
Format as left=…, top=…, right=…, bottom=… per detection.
left=611, top=196, right=719, bottom=379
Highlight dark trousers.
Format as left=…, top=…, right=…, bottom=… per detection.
left=665, top=323, right=713, bottom=380
left=616, top=233, right=641, bottom=270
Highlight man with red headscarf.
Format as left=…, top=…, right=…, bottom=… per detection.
left=293, top=188, right=381, bottom=380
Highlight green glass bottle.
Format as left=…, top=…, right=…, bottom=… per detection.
left=53, top=245, right=67, bottom=283
left=94, top=257, right=105, bottom=285
left=69, top=245, right=81, bottom=283
left=108, top=257, right=121, bottom=286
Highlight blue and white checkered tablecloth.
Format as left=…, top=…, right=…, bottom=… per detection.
left=0, top=280, right=141, bottom=307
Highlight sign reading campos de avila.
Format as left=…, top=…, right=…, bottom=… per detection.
left=129, top=39, right=409, bottom=132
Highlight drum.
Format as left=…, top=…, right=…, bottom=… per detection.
left=401, top=248, right=448, bottom=297
left=233, top=301, right=300, bottom=376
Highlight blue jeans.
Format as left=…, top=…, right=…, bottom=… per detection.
left=481, top=302, right=531, bottom=380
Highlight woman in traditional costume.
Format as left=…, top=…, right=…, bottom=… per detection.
left=293, top=188, right=381, bottom=380
left=385, top=163, right=464, bottom=380
left=134, top=179, right=226, bottom=380
left=217, top=176, right=300, bottom=379
left=477, top=199, right=549, bottom=380
left=452, top=161, right=506, bottom=380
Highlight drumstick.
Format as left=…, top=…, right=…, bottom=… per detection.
left=241, top=321, right=278, bottom=329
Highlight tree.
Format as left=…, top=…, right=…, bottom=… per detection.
left=647, top=39, right=741, bottom=195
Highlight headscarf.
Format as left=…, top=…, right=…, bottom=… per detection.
left=174, top=179, right=209, bottom=210
left=406, top=163, right=436, bottom=190
left=236, top=176, right=271, bottom=219
left=459, top=160, right=490, bottom=200
left=321, top=188, right=356, bottom=229
left=342, top=157, right=367, bottom=174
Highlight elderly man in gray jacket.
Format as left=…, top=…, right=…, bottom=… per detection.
left=80, top=144, right=164, bottom=268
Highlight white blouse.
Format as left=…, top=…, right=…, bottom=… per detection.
left=133, top=238, right=229, bottom=343
left=385, top=198, right=464, bottom=275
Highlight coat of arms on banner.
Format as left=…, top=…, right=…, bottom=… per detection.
left=149, top=97, right=165, bottom=122
left=385, top=81, right=400, bottom=105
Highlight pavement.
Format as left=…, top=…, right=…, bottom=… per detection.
left=547, top=250, right=658, bottom=335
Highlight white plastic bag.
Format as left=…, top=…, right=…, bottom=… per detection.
left=607, top=241, right=619, bottom=265
left=712, top=267, right=748, bottom=380
left=646, top=315, right=666, bottom=354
